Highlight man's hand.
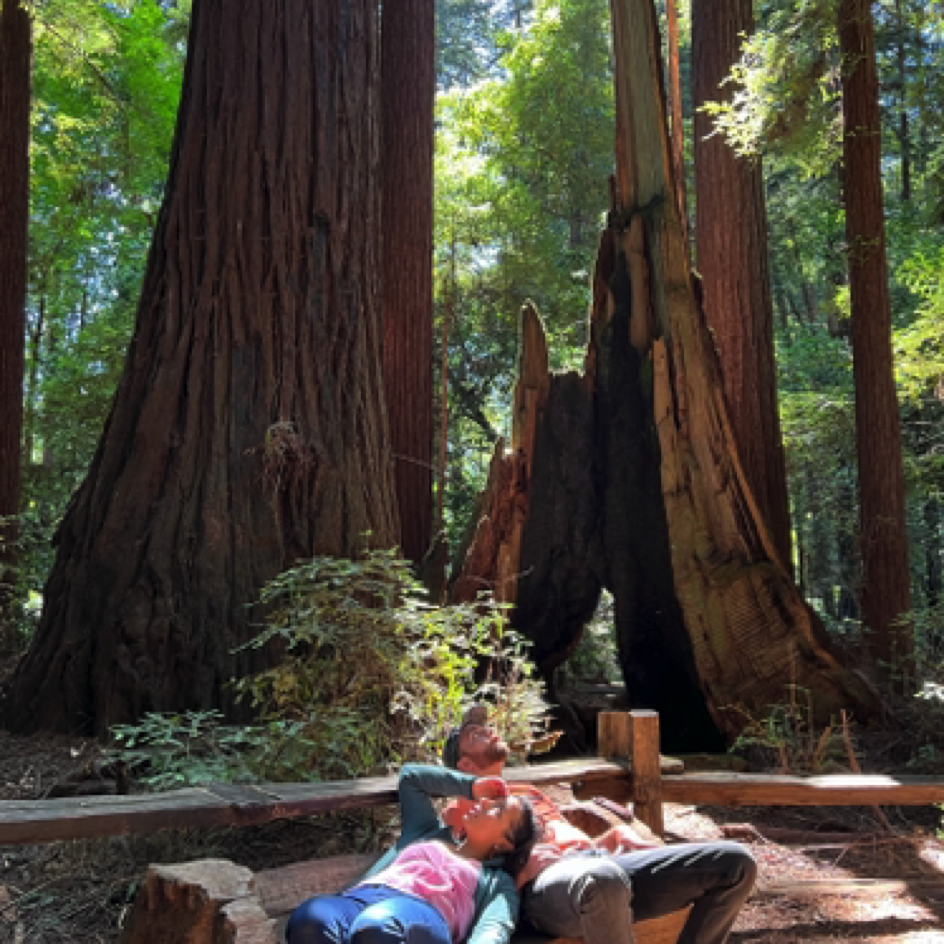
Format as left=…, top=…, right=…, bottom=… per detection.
left=472, top=776, right=509, bottom=800
left=559, top=802, right=611, bottom=838
left=515, top=843, right=563, bottom=890
left=592, top=823, right=663, bottom=855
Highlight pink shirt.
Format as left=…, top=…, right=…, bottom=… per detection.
left=362, top=841, right=481, bottom=942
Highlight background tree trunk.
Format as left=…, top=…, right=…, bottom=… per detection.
left=839, top=0, right=913, bottom=688
left=0, top=0, right=31, bottom=649
left=381, top=0, right=435, bottom=565
left=3, top=0, right=397, bottom=736
left=692, top=0, right=793, bottom=574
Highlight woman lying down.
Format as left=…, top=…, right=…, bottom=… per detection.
left=285, top=763, right=538, bottom=944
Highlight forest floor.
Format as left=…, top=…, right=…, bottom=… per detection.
left=0, top=696, right=943, bottom=942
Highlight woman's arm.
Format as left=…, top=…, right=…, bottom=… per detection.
left=397, top=763, right=478, bottom=840
left=464, top=871, right=519, bottom=944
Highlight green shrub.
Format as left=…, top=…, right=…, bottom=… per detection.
left=111, top=549, right=556, bottom=788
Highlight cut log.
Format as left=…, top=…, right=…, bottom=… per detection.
left=120, top=859, right=277, bottom=944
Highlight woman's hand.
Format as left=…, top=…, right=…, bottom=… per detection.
left=472, top=776, right=510, bottom=800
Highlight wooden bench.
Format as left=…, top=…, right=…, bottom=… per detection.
left=119, top=711, right=692, bottom=944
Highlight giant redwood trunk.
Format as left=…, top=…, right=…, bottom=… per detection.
left=839, top=0, right=912, bottom=687
left=381, top=0, right=435, bottom=565
left=452, top=0, right=882, bottom=749
left=0, top=0, right=30, bottom=647
left=4, top=0, right=397, bottom=735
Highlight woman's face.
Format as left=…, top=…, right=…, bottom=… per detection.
left=460, top=794, right=525, bottom=855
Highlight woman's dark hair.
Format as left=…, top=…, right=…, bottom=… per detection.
left=501, top=797, right=541, bottom=878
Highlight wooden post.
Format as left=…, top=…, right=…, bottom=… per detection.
left=598, top=710, right=664, bottom=837
left=598, top=709, right=632, bottom=760
left=630, top=710, right=664, bottom=836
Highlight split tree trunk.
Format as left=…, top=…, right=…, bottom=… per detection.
left=452, top=0, right=882, bottom=748
left=4, top=0, right=397, bottom=735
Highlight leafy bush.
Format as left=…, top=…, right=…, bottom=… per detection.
left=110, top=710, right=260, bottom=790
left=111, top=549, right=556, bottom=788
left=728, top=685, right=852, bottom=774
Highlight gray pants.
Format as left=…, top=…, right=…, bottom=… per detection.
left=521, top=842, right=757, bottom=944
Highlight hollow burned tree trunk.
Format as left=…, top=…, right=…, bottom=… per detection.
left=4, top=0, right=397, bottom=736
left=452, top=0, right=881, bottom=748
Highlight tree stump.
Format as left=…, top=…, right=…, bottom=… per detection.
left=120, top=859, right=277, bottom=944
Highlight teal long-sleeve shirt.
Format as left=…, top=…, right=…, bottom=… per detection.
left=358, top=763, right=520, bottom=944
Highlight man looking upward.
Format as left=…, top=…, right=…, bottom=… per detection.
left=443, top=706, right=756, bottom=944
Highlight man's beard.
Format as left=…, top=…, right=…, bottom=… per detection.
left=479, top=739, right=509, bottom=765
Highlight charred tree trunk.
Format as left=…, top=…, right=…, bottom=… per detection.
left=381, top=0, right=435, bottom=565
left=839, top=0, right=913, bottom=688
left=3, top=0, right=397, bottom=736
left=0, top=0, right=30, bottom=648
left=692, top=0, right=793, bottom=574
left=452, top=0, right=882, bottom=748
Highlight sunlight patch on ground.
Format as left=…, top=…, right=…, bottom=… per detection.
left=919, top=841, right=944, bottom=875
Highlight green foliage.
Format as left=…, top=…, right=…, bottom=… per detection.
left=16, top=0, right=185, bottom=624
left=434, top=0, right=614, bottom=551
left=110, top=551, right=556, bottom=787
left=729, top=686, right=852, bottom=774
left=555, top=592, right=621, bottom=689
left=233, top=549, right=554, bottom=779
left=110, top=710, right=260, bottom=790
left=895, top=243, right=944, bottom=398
left=703, top=0, right=840, bottom=175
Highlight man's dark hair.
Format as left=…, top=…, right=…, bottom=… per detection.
left=443, top=704, right=489, bottom=768
left=500, top=797, right=540, bottom=878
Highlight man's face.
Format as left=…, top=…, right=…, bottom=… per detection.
left=459, top=721, right=510, bottom=771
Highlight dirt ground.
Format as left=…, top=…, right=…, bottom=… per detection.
left=1, top=728, right=943, bottom=943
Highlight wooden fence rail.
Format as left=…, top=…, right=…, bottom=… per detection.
left=2, top=711, right=944, bottom=848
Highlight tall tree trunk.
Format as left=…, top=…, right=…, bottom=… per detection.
left=895, top=0, right=911, bottom=203
left=453, top=0, right=883, bottom=749
left=692, top=0, right=793, bottom=574
left=665, top=0, right=687, bottom=243
left=838, top=0, right=913, bottom=688
left=4, top=0, right=397, bottom=735
left=0, top=0, right=30, bottom=649
left=381, top=0, right=434, bottom=565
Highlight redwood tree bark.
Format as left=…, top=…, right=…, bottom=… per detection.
left=4, top=0, right=397, bottom=735
left=839, top=0, right=913, bottom=686
left=666, top=0, right=687, bottom=242
left=0, top=0, right=30, bottom=647
left=692, top=0, right=793, bottom=574
left=381, top=0, right=435, bottom=565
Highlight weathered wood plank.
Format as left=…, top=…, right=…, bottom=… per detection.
left=0, top=758, right=685, bottom=846
left=661, top=772, right=944, bottom=806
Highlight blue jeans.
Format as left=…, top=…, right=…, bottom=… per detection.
left=285, top=884, right=452, bottom=944
left=522, top=842, right=757, bottom=944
